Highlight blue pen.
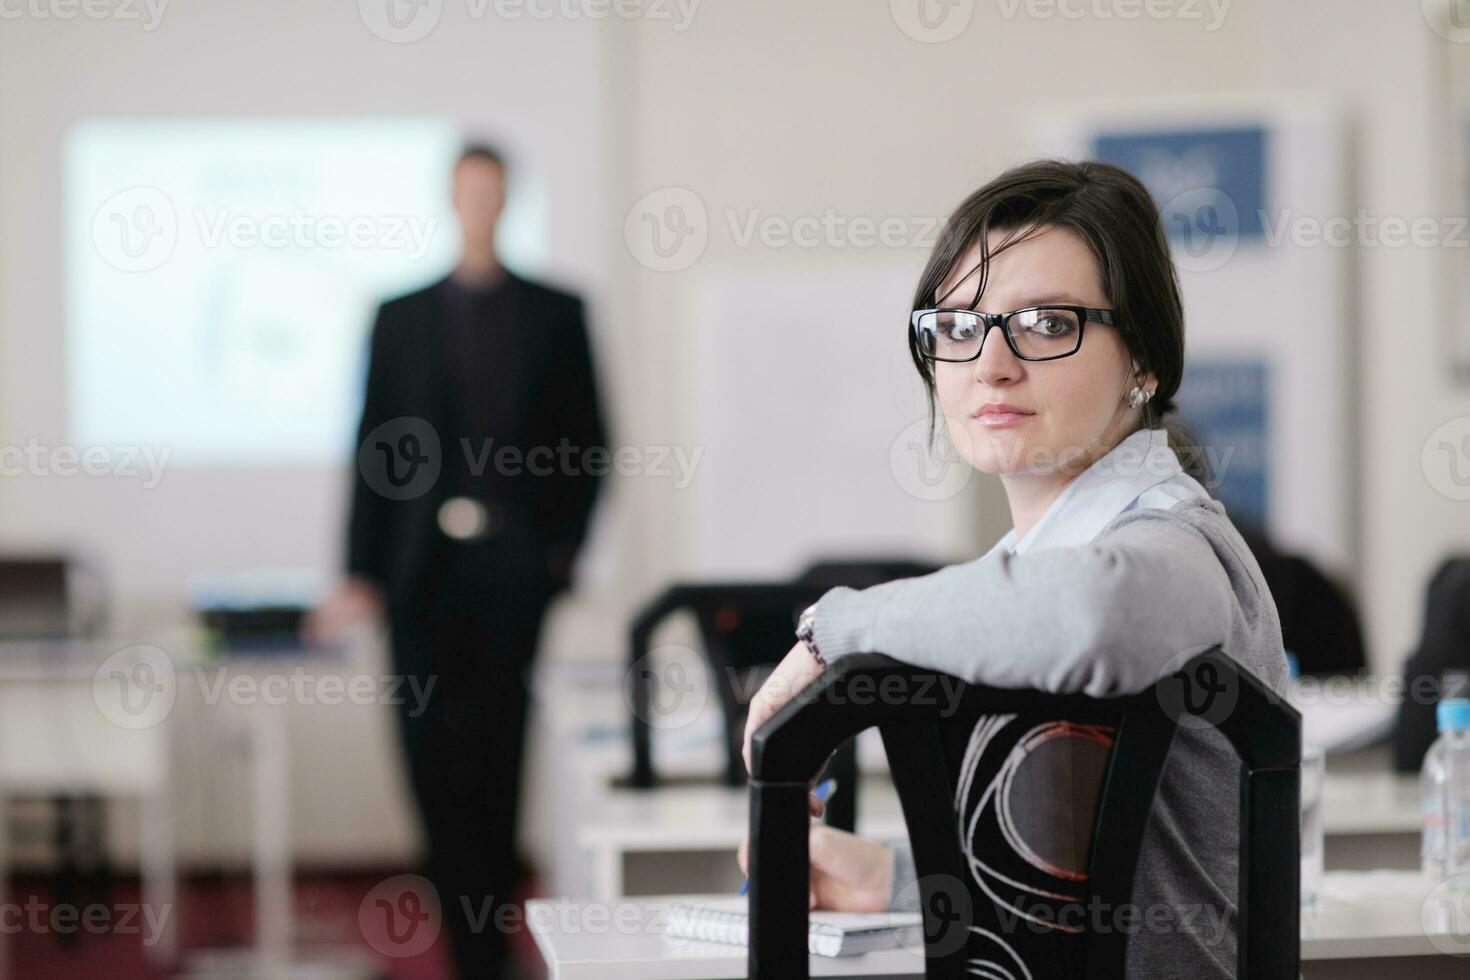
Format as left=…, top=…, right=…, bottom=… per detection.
left=740, top=777, right=837, bottom=897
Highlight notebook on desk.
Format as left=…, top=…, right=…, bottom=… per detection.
left=667, top=898, right=922, bottom=958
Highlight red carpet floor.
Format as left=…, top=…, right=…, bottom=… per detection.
left=4, top=871, right=548, bottom=979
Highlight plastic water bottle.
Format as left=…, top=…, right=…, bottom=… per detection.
left=1421, top=698, right=1470, bottom=881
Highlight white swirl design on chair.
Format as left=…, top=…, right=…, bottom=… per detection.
left=952, top=712, right=1115, bottom=976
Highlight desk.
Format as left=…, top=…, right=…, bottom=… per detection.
left=532, top=660, right=901, bottom=899
left=554, top=695, right=1425, bottom=898
left=527, top=894, right=922, bottom=980
left=1300, top=870, right=1470, bottom=978
left=0, top=637, right=394, bottom=979
left=0, top=640, right=177, bottom=977
left=1320, top=746, right=1421, bottom=871
left=531, top=872, right=1470, bottom=980
left=579, top=775, right=907, bottom=898
left=534, top=655, right=1429, bottom=898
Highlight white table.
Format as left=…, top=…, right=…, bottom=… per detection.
left=578, top=772, right=907, bottom=899
left=0, top=640, right=177, bottom=978
left=532, top=657, right=910, bottom=899
left=1300, top=870, right=1470, bottom=978
left=1319, top=746, right=1422, bottom=872
left=555, top=697, right=1426, bottom=898
left=0, top=637, right=388, bottom=980
left=528, top=894, right=923, bottom=980
left=531, top=872, right=1470, bottom=979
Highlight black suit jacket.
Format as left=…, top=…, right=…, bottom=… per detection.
left=346, top=273, right=607, bottom=607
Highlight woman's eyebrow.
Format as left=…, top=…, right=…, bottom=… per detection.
left=934, top=293, right=1097, bottom=310
left=1014, top=294, right=1093, bottom=308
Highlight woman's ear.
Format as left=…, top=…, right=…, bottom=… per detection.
left=1131, top=362, right=1159, bottom=398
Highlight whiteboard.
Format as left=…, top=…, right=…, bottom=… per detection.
left=686, top=265, right=981, bottom=578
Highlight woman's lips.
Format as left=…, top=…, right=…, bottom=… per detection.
left=974, top=412, right=1030, bottom=427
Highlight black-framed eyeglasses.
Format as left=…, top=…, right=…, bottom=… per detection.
left=911, top=306, right=1117, bottom=363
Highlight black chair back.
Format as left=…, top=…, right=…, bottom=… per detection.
left=627, top=582, right=832, bottom=790
left=747, top=647, right=1300, bottom=979
left=627, top=559, right=942, bottom=795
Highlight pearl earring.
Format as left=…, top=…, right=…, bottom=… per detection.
left=1128, top=386, right=1155, bottom=408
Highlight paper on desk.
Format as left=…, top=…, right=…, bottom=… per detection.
left=1319, top=870, right=1436, bottom=903
left=1289, top=684, right=1395, bottom=754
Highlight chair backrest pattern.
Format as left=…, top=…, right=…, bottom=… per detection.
left=747, top=648, right=1300, bottom=980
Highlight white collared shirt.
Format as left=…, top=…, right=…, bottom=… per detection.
left=983, top=426, right=1210, bottom=560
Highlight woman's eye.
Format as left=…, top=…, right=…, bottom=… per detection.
left=1027, top=313, right=1075, bottom=337
left=941, top=318, right=977, bottom=340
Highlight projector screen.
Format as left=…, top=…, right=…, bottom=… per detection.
left=65, top=117, right=548, bottom=466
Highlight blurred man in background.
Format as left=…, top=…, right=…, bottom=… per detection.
left=311, top=143, right=607, bottom=979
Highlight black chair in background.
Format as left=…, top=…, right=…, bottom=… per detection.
left=0, top=557, right=73, bottom=640
left=1237, top=524, right=1367, bottom=678
left=626, top=561, right=941, bottom=833
left=1393, top=557, right=1470, bottom=771
left=0, top=555, right=111, bottom=950
left=746, top=647, right=1301, bottom=979
left=795, top=558, right=942, bottom=591
left=627, top=582, right=841, bottom=809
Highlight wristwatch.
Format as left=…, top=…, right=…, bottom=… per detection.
left=795, top=602, right=826, bottom=669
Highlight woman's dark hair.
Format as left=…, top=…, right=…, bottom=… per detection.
left=909, top=158, right=1210, bottom=485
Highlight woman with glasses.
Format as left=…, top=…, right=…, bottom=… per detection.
left=738, top=159, right=1288, bottom=978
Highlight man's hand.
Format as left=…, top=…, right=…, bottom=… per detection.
left=303, top=577, right=384, bottom=646
left=738, top=824, right=895, bottom=912
left=742, top=640, right=825, bottom=775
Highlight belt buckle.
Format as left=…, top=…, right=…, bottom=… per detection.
left=438, top=496, right=502, bottom=541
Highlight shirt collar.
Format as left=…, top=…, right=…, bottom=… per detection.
left=983, top=427, right=1189, bottom=559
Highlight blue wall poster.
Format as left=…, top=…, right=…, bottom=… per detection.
left=1092, top=127, right=1269, bottom=243
left=1176, top=359, right=1270, bottom=531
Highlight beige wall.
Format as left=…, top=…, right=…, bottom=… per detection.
left=0, top=1, right=1463, bottom=676
left=609, top=0, right=1467, bottom=674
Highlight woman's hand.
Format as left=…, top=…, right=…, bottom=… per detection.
left=741, top=640, right=825, bottom=775
left=738, top=824, right=895, bottom=912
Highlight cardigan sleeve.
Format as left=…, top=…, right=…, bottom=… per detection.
left=888, top=842, right=920, bottom=913
left=810, top=506, right=1236, bottom=699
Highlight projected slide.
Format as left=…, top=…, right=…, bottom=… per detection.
left=65, top=117, right=547, bottom=465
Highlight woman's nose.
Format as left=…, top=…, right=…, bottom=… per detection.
left=972, top=323, right=1022, bottom=387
